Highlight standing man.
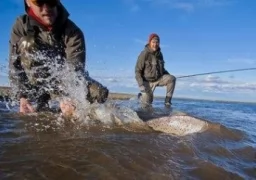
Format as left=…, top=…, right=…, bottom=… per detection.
left=135, top=33, right=176, bottom=107
left=9, top=0, right=108, bottom=114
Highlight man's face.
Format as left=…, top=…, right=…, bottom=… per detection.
left=149, top=37, right=160, bottom=51
left=26, top=0, right=59, bottom=25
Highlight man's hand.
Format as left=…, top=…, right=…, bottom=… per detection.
left=139, top=85, right=146, bottom=93
left=20, top=98, right=35, bottom=113
left=60, top=100, right=76, bottom=117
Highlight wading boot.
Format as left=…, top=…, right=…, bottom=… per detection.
left=165, top=96, right=172, bottom=107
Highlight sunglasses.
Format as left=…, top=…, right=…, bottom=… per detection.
left=31, top=0, right=59, bottom=7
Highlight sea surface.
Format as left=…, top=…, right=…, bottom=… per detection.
left=0, top=97, right=255, bottom=180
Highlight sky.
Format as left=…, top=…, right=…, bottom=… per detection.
left=0, top=0, right=256, bottom=102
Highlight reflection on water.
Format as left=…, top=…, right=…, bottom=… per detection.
left=0, top=98, right=255, bottom=179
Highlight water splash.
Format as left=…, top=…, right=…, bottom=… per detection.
left=6, top=50, right=143, bottom=126
left=0, top=63, right=8, bottom=75
left=3, top=52, right=215, bottom=137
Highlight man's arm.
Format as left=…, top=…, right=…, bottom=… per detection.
left=64, top=21, right=86, bottom=75
left=8, top=16, right=27, bottom=99
left=135, top=51, right=146, bottom=87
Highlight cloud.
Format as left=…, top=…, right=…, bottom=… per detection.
left=10, top=0, right=22, bottom=5
left=130, top=4, right=140, bottom=11
left=134, top=38, right=146, bottom=44
left=0, top=64, right=8, bottom=75
left=141, top=0, right=232, bottom=12
left=190, top=82, right=256, bottom=94
left=0, top=63, right=10, bottom=86
left=8, top=0, right=23, bottom=8
left=172, top=2, right=194, bottom=12
left=177, top=75, right=256, bottom=93
left=92, top=75, right=138, bottom=89
left=123, top=0, right=140, bottom=12
left=142, top=0, right=195, bottom=12
left=200, top=0, right=231, bottom=7
left=89, top=68, right=138, bottom=90
left=203, top=75, right=230, bottom=84
left=227, top=58, right=256, bottom=65
left=90, top=68, right=256, bottom=96
left=0, top=75, right=9, bottom=86
left=91, top=74, right=139, bottom=94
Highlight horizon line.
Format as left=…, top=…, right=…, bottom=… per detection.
left=0, top=86, right=255, bottom=104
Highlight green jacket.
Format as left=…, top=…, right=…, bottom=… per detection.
left=135, top=45, right=169, bottom=86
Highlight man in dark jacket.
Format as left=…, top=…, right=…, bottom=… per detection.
left=9, top=0, right=108, bottom=114
left=135, top=33, right=176, bottom=107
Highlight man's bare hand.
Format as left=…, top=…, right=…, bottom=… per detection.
left=20, top=98, right=35, bottom=113
left=60, top=100, right=76, bottom=117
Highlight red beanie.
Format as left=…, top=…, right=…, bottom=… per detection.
left=148, top=33, right=160, bottom=43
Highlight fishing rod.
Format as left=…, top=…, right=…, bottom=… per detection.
left=176, top=67, right=256, bottom=79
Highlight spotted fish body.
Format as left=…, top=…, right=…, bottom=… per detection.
left=83, top=103, right=209, bottom=136
left=146, top=112, right=209, bottom=136
left=18, top=102, right=211, bottom=136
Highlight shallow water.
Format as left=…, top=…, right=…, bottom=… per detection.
left=0, top=98, right=255, bottom=180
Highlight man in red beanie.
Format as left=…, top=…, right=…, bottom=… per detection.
left=9, top=0, right=108, bottom=115
left=135, top=33, right=176, bottom=107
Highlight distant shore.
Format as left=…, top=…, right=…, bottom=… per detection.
left=0, top=86, right=255, bottom=104
left=0, top=86, right=136, bottom=100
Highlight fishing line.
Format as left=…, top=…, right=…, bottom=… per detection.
left=176, top=67, right=256, bottom=79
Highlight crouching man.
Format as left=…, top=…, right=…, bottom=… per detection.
left=9, top=0, right=108, bottom=114
left=135, top=33, right=176, bottom=107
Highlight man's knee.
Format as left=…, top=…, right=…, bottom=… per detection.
left=162, top=74, right=176, bottom=84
